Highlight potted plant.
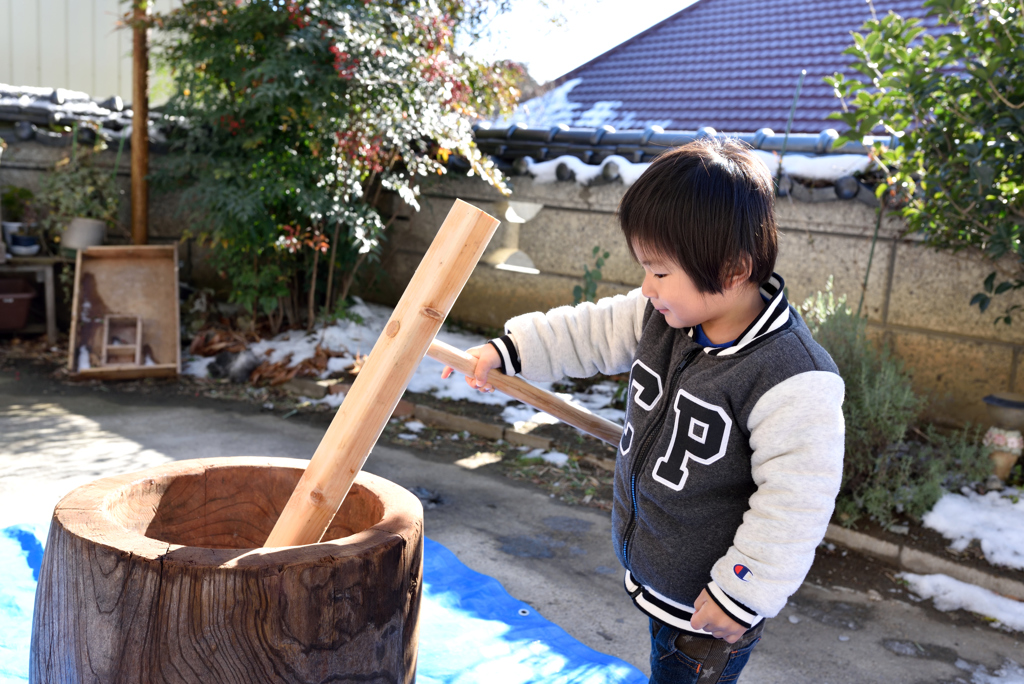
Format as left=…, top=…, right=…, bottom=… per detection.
left=1, top=186, right=39, bottom=254
left=35, top=148, right=121, bottom=253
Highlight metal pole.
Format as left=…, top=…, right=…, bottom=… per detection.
left=131, top=0, right=149, bottom=245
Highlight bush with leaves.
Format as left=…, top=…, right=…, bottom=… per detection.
left=827, top=0, right=1024, bottom=324
left=34, top=148, right=121, bottom=253
left=154, top=0, right=519, bottom=332
left=573, top=245, right=609, bottom=305
left=801, top=279, right=990, bottom=528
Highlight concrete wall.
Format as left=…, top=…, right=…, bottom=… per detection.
left=374, top=172, right=1024, bottom=425
left=0, top=136, right=215, bottom=286
left=6, top=131, right=1020, bottom=424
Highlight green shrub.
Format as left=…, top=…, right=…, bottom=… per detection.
left=154, top=0, right=519, bottom=331
left=828, top=0, right=1024, bottom=323
left=801, top=280, right=990, bottom=528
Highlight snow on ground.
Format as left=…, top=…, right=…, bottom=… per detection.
left=923, top=488, right=1024, bottom=571
left=183, top=298, right=624, bottom=434
left=956, top=658, right=1024, bottom=684
left=899, top=573, right=1024, bottom=633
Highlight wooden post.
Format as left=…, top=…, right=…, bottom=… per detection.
left=264, top=200, right=499, bottom=547
left=131, top=0, right=149, bottom=245
left=427, top=339, right=624, bottom=446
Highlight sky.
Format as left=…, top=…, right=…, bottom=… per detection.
left=460, top=0, right=700, bottom=85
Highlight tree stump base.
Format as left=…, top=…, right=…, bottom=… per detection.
left=30, top=457, right=423, bottom=683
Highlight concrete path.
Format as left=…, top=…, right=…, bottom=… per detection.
left=1, top=374, right=1021, bottom=683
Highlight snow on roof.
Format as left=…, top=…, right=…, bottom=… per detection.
left=501, top=0, right=931, bottom=134
left=494, top=79, right=672, bottom=131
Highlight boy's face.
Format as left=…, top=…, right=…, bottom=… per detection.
left=633, top=243, right=728, bottom=330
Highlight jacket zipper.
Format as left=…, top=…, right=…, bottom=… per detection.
left=622, top=347, right=702, bottom=566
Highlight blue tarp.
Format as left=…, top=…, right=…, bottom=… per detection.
left=0, top=527, right=645, bottom=684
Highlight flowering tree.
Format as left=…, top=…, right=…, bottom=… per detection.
left=828, top=0, right=1024, bottom=323
left=155, top=0, right=520, bottom=331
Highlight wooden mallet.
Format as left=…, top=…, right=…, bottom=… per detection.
left=265, top=199, right=625, bottom=548
left=265, top=200, right=500, bottom=547
left=426, top=339, right=623, bottom=446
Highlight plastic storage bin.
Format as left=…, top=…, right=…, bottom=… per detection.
left=0, top=278, right=37, bottom=331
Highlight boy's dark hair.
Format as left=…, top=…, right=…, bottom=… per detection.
left=618, top=137, right=777, bottom=294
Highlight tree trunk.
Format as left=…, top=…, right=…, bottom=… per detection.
left=337, top=252, right=366, bottom=309
left=30, top=457, right=423, bottom=683
left=269, top=298, right=284, bottom=335
left=307, top=248, right=320, bottom=331
left=324, top=221, right=341, bottom=315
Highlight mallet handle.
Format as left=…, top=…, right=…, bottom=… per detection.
left=427, top=339, right=624, bottom=447
left=265, top=200, right=500, bottom=547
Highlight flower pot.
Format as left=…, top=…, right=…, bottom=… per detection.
left=61, top=217, right=106, bottom=250
left=983, top=393, right=1024, bottom=430
left=0, top=278, right=37, bottom=330
left=990, top=450, right=1020, bottom=481
left=1, top=221, right=24, bottom=247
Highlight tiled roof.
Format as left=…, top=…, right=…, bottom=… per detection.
left=503, top=0, right=930, bottom=133
left=0, top=84, right=164, bottom=148
left=474, top=123, right=892, bottom=166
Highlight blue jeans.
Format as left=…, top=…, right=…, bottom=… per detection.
left=648, top=618, right=763, bottom=684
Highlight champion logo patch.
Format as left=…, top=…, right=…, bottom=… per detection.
left=734, top=564, right=753, bottom=582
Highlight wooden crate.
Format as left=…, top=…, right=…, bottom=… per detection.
left=67, top=245, right=180, bottom=380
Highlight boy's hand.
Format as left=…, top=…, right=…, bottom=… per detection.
left=689, top=589, right=747, bottom=643
left=440, top=344, right=501, bottom=393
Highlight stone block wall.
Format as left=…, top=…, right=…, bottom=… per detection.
left=6, top=135, right=1020, bottom=424
left=375, top=172, right=1024, bottom=425
left=0, top=138, right=217, bottom=286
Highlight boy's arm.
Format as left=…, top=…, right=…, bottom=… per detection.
left=495, top=289, right=647, bottom=382
left=706, top=370, right=845, bottom=626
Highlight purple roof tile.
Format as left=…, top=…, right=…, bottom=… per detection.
left=522, top=0, right=931, bottom=133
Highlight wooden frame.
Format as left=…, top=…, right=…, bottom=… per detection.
left=101, top=315, right=143, bottom=366
left=68, top=245, right=180, bottom=381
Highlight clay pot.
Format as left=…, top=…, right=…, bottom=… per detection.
left=984, top=392, right=1024, bottom=431
left=990, top=450, right=1020, bottom=481
left=30, top=457, right=423, bottom=683
left=61, top=217, right=106, bottom=250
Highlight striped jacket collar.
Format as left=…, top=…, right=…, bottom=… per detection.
left=687, top=273, right=790, bottom=357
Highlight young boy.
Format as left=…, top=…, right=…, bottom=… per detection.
left=443, top=138, right=845, bottom=683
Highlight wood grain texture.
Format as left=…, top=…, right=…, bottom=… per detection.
left=67, top=245, right=180, bottom=378
left=30, top=457, right=423, bottom=684
left=427, top=339, right=625, bottom=446
left=265, top=200, right=499, bottom=548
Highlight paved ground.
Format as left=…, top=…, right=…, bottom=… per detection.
left=2, top=370, right=1022, bottom=683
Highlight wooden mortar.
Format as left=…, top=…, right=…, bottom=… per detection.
left=29, top=457, right=423, bottom=683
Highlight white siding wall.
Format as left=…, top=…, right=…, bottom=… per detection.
left=0, top=0, right=181, bottom=101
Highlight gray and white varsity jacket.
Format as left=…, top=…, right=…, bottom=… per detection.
left=489, top=274, right=845, bottom=635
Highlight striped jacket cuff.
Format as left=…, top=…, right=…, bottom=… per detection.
left=707, top=581, right=763, bottom=629
left=488, top=335, right=522, bottom=377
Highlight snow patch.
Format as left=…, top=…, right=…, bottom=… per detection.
left=525, top=154, right=650, bottom=186
left=523, top=448, right=569, bottom=467
left=923, top=489, right=1024, bottom=571
left=492, top=79, right=670, bottom=130
left=180, top=300, right=629, bottom=438
left=494, top=78, right=584, bottom=129
left=522, top=150, right=869, bottom=188
left=898, top=572, right=1024, bottom=632
left=751, top=150, right=874, bottom=182
left=957, top=658, right=1024, bottom=684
